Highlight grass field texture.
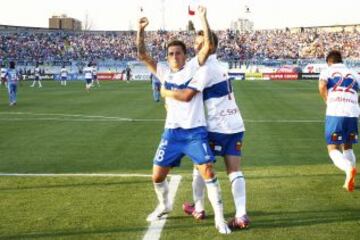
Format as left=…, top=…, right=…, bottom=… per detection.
left=0, top=80, right=359, bottom=240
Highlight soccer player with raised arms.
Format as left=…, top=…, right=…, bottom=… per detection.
left=161, top=31, right=249, bottom=230
left=137, top=6, right=231, bottom=234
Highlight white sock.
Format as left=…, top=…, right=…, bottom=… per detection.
left=205, top=177, right=225, bottom=223
left=192, top=168, right=206, bottom=212
left=229, top=171, right=247, bottom=218
left=343, top=149, right=356, bottom=167
left=329, top=150, right=352, bottom=172
left=154, top=180, right=170, bottom=210
left=39, top=81, right=42, bottom=87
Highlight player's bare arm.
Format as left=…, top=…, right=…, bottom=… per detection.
left=319, top=79, right=328, bottom=103
left=160, top=86, right=198, bottom=102
left=136, top=17, right=157, bottom=75
left=197, top=6, right=214, bottom=66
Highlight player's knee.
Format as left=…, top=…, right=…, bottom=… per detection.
left=224, top=156, right=241, bottom=174
left=152, top=172, right=167, bottom=183
left=199, top=164, right=215, bottom=180
left=327, top=144, right=338, bottom=153
left=343, top=144, right=353, bottom=150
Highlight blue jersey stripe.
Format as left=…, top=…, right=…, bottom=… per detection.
left=203, top=80, right=232, bottom=101
left=164, top=78, right=192, bottom=90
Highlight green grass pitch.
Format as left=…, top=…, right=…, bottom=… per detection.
left=0, top=80, right=359, bottom=240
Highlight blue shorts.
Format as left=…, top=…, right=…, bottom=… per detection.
left=35, top=76, right=40, bottom=81
left=208, top=132, right=244, bottom=156
left=325, top=116, right=358, bottom=144
left=61, top=76, right=67, bottom=80
left=153, top=127, right=215, bottom=168
left=85, top=78, right=92, bottom=84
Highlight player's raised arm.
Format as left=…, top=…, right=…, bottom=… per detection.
left=160, top=86, right=197, bottom=102
left=136, top=17, right=157, bottom=75
left=196, top=6, right=214, bottom=66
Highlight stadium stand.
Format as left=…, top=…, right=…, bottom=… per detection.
left=1, top=26, right=360, bottom=75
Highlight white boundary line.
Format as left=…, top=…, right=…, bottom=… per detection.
left=0, top=118, right=163, bottom=122
left=0, top=172, right=182, bottom=240
left=143, top=175, right=182, bottom=240
left=0, top=111, right=325, bottom=123
left=0, top=112, right=163, bottom=122
left=0, top=173, right=152, bottom=177
left=0, top=112, right=132, bottom=119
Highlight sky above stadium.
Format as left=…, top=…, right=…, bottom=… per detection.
left=1, top=0, right=360, bottom=30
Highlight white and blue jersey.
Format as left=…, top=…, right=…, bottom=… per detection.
left=153, top=57, right=215, bottom=167
left=320, top=63, right=360, bottom=144
left=1, top=67, right=7, bottom=79
left=83, top=66, right=93, bottom=84
left=5, top=69, right=18, bottom=85
left=34, top=67, right=40, bottom=80
left=92, top=67, right=97, bottom=80
left=60, top=68, right=68, bottom=80
left=5, top=69, right=19, bottom=104
left=187, top=55, right=245, bottom=156
left=158, top=57, right=206, bottom=129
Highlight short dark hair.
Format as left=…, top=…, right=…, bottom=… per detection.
left=167, top=40, right=187, bottom=55
left=197, top=30, right=218, bottom=52
left=326, top=50, right=343, bottom=64
left=9, top=61, right=15, bottom=69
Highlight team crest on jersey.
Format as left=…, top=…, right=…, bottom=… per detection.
left=331, top=133, right=342, bottom=141
left=349, top=133, right=358, bottom=141
left=235, top=141, right=243, bottom=151
left=214, top=145, right=222, bottom=152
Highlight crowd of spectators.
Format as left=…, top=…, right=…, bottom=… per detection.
left=1, top=28, right=360, bottom=66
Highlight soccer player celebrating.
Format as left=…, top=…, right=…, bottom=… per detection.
left=319, top=50, right=359, bottom=192
left=31, top=63, right=42, bottom=88
left=60, top=65, right=68, bottom=86
left=137, top=6, right=231, bottom=234
left=161, top=31, right=249, bottom=230
left=5, top=61, right=19, bottom=106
